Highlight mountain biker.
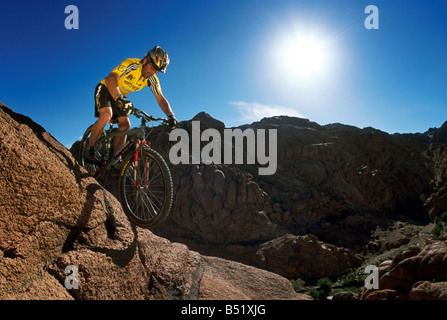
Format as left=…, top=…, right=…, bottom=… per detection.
left=88, top=46, right=177, bottom=160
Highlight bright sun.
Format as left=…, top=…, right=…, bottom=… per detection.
left=276, top=33, right=330, bottom=80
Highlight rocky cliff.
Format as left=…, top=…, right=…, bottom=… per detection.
left=70, top=109, right=447, bottom=292
left=135, top=112, right=446, bottom=283
left=0, top=102, right=308, bottom=300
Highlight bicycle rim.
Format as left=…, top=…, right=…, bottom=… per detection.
left=119, top=148, right=173, bottom=228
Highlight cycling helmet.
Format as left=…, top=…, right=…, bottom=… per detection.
left=145, top=46, right=170, bottom=73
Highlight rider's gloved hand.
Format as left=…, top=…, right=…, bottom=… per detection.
left=116, top=97, right=132, bottom=109
left=167, top=113, right=178, bottom=129
left=115, top=96, right=133, bottom=116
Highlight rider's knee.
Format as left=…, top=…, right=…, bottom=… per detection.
left=98, top=111, right=112, bottom=125
left=118, top=117, right=131, bottom=130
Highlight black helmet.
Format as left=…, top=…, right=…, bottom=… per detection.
left=145, top=46, right=170, bottom=73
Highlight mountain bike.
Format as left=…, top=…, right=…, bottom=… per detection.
left=78, top=105, right=173, bottom=228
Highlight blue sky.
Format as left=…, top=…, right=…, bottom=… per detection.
left=1, top=0, right=446, bottom=148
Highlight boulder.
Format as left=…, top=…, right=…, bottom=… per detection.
left=253, top=234, right=363, bottom=279
left=361, top=241, right=447, bottom=300
left=410, top=281, right=447, bottom=300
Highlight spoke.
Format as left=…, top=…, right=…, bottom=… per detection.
left=140, top=190, right=158, bottom=218
left=125, top=159, right=163, bottom=220
left=146, top=188, right=164, bottom=209
left=122, top=153, right=168, bottom=224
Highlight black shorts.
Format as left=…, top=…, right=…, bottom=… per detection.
left=94, top=83, right=130, bottom=119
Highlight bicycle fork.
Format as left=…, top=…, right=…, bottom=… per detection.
left=133, top=140, right=151, bottom=189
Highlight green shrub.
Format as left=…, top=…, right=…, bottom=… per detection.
left=431, top=217, right=444, bottom=239
left=307, top=288, right=322, bottom=300
left=341, top=271, right=364, bottom=288
left=306, top=278, right=333, bottom=300
left=317, top=277, right=332, bottom=297
left=290, top=278, right=305, bottom=292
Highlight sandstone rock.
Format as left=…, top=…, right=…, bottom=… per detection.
left=158, top=113, right=446, bottom=296
left=0, top=103, right=307, bottom=300
left=425, top=144, right=447, bottom=217
left=256, top=120, right=432, bottom=249
left=410, top=281, right=447, bottom=300
left=429, top=120, right=447, bottom=144
left=71, top=108, right=445, bottom=282
left=331, top=291, right=359, bottom=300
left=363, top=289, right=398, bottom=300
left=126, top=111, right=441, bottom=280
left=254, top=234, right=363, bottom=279
left=388, top=241, right=447, bottom=283
left=198, top=256, right=311, bottom=300
left=4, top=99, right=447, bottom=300
left=155, top=113, right=434, bottom=249
left=361, top=241, right=447, bottom=300
left=157, top=163, right=280, bottom=244
left=0, top=103, right=125, bottom=298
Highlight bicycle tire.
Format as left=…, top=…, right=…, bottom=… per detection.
left=79, top=125, right=107, bottom=176
left=119, top=147, right=173, bottom=228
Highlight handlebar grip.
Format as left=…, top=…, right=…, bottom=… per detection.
left=131, top=105, right=169, bottom=124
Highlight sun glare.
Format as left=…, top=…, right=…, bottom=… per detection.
left=275, top=32, right=332, bottom=81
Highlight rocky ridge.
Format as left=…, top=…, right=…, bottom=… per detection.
left=140, top=112, right=447, bottom=284
left=0, top=102, right=307, bottom=300
left=72, top=109, right=447, bottom=300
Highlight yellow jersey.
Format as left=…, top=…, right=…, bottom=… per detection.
left=100, top=58, right=162, bottom=96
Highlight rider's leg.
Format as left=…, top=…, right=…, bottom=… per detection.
left=113, top=116, right=131, bottom=156
left=89, top=107, right=113, bottom=147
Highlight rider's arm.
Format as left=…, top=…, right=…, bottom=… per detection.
left=155, top=94, right=174, bottom=117
left=104, top=72, right=122, bottom=100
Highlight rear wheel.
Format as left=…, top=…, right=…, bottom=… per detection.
left=119, top=147, right=173, bottom=228
left=79, top=125, right=107, bottom=177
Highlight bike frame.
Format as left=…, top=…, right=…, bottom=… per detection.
left=92, top=109, right=166, bottom=178
left=80, top=106, right=173, bottom=228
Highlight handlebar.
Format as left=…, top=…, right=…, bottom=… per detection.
left=131, top=105, right=168, bottom=124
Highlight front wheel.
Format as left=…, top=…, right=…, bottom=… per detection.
left=119, top=147, right=173, bottom=228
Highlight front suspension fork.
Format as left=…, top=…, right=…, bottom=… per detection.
left=132, top=140, right=151, bottom=189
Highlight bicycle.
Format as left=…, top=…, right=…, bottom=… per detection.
left=78, top=105, right=174, bottom=228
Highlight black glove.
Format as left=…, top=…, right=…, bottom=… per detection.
left=167, top=113, right=178, bottom=129
left=115, top=97, right=133, bottom=116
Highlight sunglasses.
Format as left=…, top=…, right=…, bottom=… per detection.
left=148, top=58, right=164, bottom=73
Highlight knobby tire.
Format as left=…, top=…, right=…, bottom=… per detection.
left=119, top=147, right=173, bottom=228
